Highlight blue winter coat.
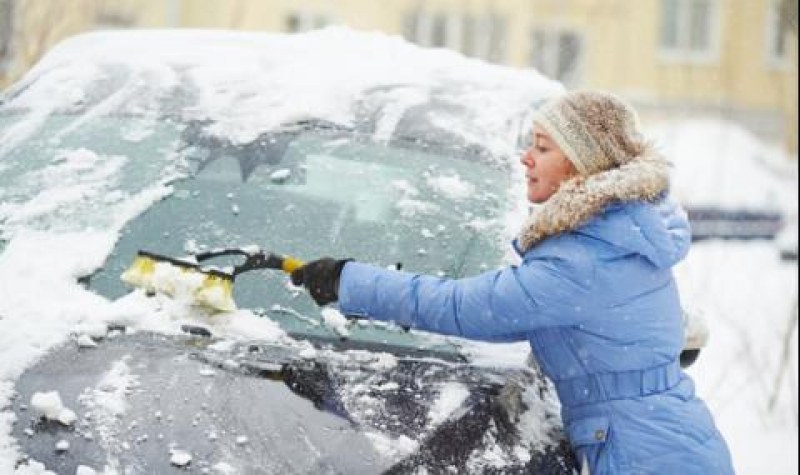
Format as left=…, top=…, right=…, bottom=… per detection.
left=338, top=198, right=734, bottom=474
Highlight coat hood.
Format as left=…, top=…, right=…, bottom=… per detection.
left=518, top=148, right=690, bottom=268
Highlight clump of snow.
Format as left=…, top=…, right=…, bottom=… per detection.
left=320, top=307, right=350, bottom=338
left=343, top=350, right=398, bottom=371
left=51, top=148, right=101, bottom=171
left=151, top=261, right=233, bottom=310
left=169, top=449, right=192, bottom=467
left=240, top=244, right=261, bottom=255
left=76, top=466, right=97, bottom=475
left=11, top=459, right=56, bottom=475
left=208, top=340, right=237, bottom=352
left=76, top=358, right=138, bottom=453
left=428, top=382, right=470, bottom=427
left=465, top=431, right=528, bottom=471
left=395, top=198, right=439, bottom=218
left=426, top=173, right=475, bottom=200
left=463, top=217, right=495, bottom=232
left=211, top=462, right=237, bottom=474
left=298, top=344, right=317, bottom=359
left=183, top=239, right=204, bottom=254
left=364, top=432, right=418, bottom=461
left=75, top=321, right=109, bottom=339
left=372, top=87, right=430, bottom=143
left=54, top=440, right=69, bottom=452
left=269, top=169, right=291, bottom=183
left=195, top=308, right=287, bottom=342
left=76, top=334, right=98, bottom=348
left=30, top=391, right=77, bottom=426
left=391, top=179, right=417, bottom=196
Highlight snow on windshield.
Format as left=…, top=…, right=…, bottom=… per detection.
left=426, top=172, right=475, bottom=200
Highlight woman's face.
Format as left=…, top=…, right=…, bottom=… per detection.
left=520, top=125, right=578, bottom=203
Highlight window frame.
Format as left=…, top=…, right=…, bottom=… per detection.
left=764, top=0, right=790, bottom=69
left=285, top=10, right=331, bottom=33
left=402, top=9, right=506, bottom=63
left=529, top=26, right=586, bottom=88
left=0, top=0, right=14, bottom=72
left=658, top=0, right=722, bottom=64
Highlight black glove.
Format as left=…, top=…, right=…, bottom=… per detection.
left=290, top=257, right=352, bottom=306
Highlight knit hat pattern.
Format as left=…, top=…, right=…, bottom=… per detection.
left=533, top=90, right=647, bottom=176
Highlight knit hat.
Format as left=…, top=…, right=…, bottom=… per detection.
left=533, top=90, right=647, bottom=176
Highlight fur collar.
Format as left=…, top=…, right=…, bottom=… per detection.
left=518, top=148, right=671, bottom=251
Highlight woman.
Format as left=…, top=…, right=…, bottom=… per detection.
left=291, top=90, right=734, bottom=474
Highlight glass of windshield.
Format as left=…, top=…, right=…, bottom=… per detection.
left=83, top=121, right=513, bottom=352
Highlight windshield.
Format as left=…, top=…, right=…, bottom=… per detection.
left=0, top=111, right=512, bottom=352
left=90, top=122, right=509, bottom=348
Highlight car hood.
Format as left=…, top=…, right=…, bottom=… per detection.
left=12, top=330, right=572, bottom=474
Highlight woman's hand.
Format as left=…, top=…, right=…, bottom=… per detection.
left=290, top=257, right=352, bottom=306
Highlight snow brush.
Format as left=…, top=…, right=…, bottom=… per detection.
left=120, top=247, right=304, bottom=312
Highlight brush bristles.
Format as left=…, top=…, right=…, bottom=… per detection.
left=121, top=256, right=237, bottom=312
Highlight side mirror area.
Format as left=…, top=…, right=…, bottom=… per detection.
left=681, top=307, right=710, bottom=368
left=680, top=348, right=702, bottom=368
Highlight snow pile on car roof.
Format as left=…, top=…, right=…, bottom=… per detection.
left=6, top=27, right=562, bottom=160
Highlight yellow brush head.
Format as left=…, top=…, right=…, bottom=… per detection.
left=121, top=253, right=237, bottom=312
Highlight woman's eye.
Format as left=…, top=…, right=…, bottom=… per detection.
left=536, top=146, right=549, bottom=153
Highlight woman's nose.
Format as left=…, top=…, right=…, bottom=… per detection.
left=520, top=148, right=534, bottom=167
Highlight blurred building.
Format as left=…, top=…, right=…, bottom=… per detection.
left=0, top=0, right=797, bottom=153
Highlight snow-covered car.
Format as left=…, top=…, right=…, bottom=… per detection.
left=647, top=120, right=797, bottom=242
left=775, top=218, right=798, bottom=261
left=0, top=29, right=579, bottom=474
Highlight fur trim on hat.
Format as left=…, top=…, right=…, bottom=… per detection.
left=518, top=147, right=670, bottom=251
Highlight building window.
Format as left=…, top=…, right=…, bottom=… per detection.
left=431, top=12, right=448, bottom=48
left=402, top=10, right=421, bottom=44
left=403, top=10, right=458, bottom=50
left=403, top=9, right=507, bottom=63
left=659, top=0, right=719, bottom=61
left=0, top=0, right=13, bottom=68
left=530, top=28, right=584, bottom=87
left=461, top=13, right=476, bottom=56
left=286, top=11, right=329, bottom=33
left=485, top=13, right=507, bottom=64
left=765, top=0, right=789, bottom=66
left=95, top=8, right=136, bottom=28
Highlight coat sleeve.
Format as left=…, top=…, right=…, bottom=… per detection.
left=337, top=253, right=594, bottom=342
